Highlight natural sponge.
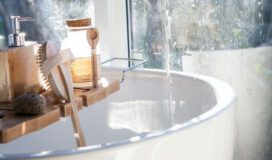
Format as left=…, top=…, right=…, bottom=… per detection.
left=13, top=94, right=47, bottom=115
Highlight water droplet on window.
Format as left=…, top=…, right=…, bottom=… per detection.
left=259, top=13, right=262, bottom=18
left=192, top=4, right=195, bottom=8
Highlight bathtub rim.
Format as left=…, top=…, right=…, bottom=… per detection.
left=0, top=68, right=236, bottom=160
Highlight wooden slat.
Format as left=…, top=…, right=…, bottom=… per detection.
left=0, top=103, right=13, bottom=110
left=59, top=97, right=84, bottom=117
left=73, top=79, right=120, bottom=107
left=0, top=105, right=60, bottom=143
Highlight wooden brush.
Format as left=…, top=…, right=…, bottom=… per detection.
left=37, top=42, right=69, bottom=100
left=37, top=41, right=86, bottom=147
left=36, top=44, right=58, bottom=104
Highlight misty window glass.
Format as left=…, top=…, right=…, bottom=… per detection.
left=0, top=0, right=94, bottom=48
left=128, top=0, right=271, bottom=70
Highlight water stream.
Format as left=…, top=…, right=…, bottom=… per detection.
left=164, top=9, right=175, bottom=125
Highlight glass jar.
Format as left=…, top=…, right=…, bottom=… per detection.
left=61, top=18, right=93, bottom=86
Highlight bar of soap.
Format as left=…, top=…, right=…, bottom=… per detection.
left=13, top=94, right=47, bottom=115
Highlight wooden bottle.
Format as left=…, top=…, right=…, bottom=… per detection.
left=9, top=42, right=41, bottom=97
left=0, top=42, right=41, bottom=102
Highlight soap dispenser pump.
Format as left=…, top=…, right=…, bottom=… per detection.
left=8, top=16, right=35, bottom=47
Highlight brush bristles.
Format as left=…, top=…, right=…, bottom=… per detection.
left=36, top=43, right=51, bottom=91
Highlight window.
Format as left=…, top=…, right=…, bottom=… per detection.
left=128, top=0, right=268, bottom=70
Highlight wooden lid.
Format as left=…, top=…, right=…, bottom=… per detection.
left=66, top=18, right=92, bottom=27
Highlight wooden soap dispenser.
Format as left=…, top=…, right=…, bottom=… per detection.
left=2, top=16, right=41, bottom=101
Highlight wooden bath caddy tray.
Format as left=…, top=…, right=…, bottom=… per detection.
left=0, top=79, right=120, bottom=143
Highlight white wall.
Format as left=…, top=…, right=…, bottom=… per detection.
left=94, top=0, right=128, bottom=62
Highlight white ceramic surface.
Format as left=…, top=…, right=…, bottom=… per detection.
left=0, top=68, right=235, bottom=160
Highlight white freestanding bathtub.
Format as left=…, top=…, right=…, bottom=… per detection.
left=0, top=68, right=235, bottom=160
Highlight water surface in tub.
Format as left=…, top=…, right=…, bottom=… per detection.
left=0, top=70, right=217, bottom=154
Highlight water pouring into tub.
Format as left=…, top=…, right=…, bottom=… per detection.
left=106, top=8, right=194, bottom=133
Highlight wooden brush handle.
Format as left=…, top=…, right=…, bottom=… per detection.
left=59, top=64, right=86, bottom=147
left=57, top=49, right=86, bottom=147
